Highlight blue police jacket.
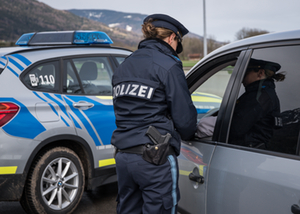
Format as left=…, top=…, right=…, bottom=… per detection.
left=111, top=38, right=197, bottom=155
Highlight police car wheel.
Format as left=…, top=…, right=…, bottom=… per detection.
left=20, top=147, right=85, bottom=214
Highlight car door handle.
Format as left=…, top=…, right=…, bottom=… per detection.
left=189, top=167, right=204, bottom=184
left=292, top=204, right=300, bottom=214
left=73, top=101, right=94, bottom=110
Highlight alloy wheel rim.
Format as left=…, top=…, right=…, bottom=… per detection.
left=40, top=157, right=79, bottom=210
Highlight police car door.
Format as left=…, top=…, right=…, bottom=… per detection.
left=62, top=56, right=116, bottom=172
left=177, top=52, right=240, bottom=214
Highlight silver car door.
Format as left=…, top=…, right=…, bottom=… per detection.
left=178, top=51, right=244, bottom=214
left=207, top=45, right=300, bottom=214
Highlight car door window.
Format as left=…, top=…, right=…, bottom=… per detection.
left=63, top=57, right=113, bottom=95
left=115, top=56, right=126, bottom=65
left=229, top=45, right=300, bottom=155
left=189, top=54, right=239, bottom=139
left=63, top=59, right=82, bottom=94
left=22, top=61, right=59, bottom=93
left=193, top=65, right=233, bottom=121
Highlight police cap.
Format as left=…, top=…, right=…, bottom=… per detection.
left=248, top=58, right=281, bottom=73
left=144, top=14, right=189, bottom=54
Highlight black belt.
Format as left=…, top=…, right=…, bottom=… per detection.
left=117, top=145, right=144, bottom=155
left=117, top=144, right=175, bottom=155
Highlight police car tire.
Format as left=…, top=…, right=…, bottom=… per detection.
left=20, top=147, right=85, bottom=214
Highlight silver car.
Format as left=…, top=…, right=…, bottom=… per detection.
left=178, top=30, right=300, bottom=214
left=0, top=31, right=131, bottom=214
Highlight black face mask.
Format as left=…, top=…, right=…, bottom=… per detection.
left=176, top=42, right=183, bottom=54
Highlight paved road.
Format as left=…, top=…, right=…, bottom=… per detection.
left=0, top=182, right=118, bottom=214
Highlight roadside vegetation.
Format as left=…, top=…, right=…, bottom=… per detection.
left=182, top=60, right=198, bottom=67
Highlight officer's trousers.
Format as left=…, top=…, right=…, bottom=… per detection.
left=115, top=152, right=180, bottom=214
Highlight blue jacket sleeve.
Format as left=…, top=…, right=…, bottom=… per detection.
left=164, top=64, right=197, bottom=140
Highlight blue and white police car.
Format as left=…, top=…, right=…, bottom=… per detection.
left=0, top=31, right=132, bottom=214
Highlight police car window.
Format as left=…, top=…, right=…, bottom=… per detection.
left=22, top=61, right=59, bottom=92
left=115, top=57, right=126, bottom=65
left=229, top=45, right=300, bottom=155
left=192, top=63, right=234, bottom=123
left=64, top=57, right=113, bottom=95
left=63, top=60, right=82, bottom=94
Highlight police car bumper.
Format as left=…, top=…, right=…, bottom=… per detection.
left=0, top=173, right=26, bottom=200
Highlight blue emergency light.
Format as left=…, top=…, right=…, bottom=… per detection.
left=15, top=33, right=35, bottom=46
left=15, top=31, right=113, bottom=46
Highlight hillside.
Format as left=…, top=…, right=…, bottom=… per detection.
left=68, top=9, right=203, bottom=40
left=0, top=0, right=224, bottom=58
left=0, top=0, right=141, bottom=50
left=68, top=9, right=146, bottom=36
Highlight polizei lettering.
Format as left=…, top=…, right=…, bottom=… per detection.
left=113, top=83, right=155, bottom=100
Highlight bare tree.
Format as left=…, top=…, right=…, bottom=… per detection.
left=179, top=37, right=203, bottom=60
left=207, top=35, right=225, bottom=54
left=179, top=35, right=224, bottom=60
left=235, top=27, right=269, bottom=40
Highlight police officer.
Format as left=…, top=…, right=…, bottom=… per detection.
left=111, top=14, right=197, bottom=214
left=229, top=58, right=285, bottom=148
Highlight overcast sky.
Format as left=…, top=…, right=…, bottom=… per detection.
left=38, top=0, right=300, bottom=42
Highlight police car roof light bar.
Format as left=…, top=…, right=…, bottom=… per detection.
left=15, top=31, right=113, bottom=46
left=73, top=31, right=113, bottom=45
left=15, top=33, right=35, bottom=46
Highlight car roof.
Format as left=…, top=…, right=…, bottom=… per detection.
left=0, top=46, right=34, bottom=56
left=189, top=29, right=300, bottom=74
left=0, top=45, right=132, bottom=57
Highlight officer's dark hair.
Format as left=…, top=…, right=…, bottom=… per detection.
left=142, top=18, right=179, bottom=41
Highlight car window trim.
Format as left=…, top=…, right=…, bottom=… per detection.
left=217, top=49, right=253, bottom=143
left=69, top=58, right=85, bottom=94
left=248, top=40, right=300, bottom=50
left=187, top=51, right=243, bottom=92
left=109, top=55, right=124, bottom=71
left=59, top=58, right=64, bottom=94
left=297, top=133, right=300, bottom=155
left=186, top=47, right=248, bottom=80
left=207, top=51, right=250, bottom=142
left=109, top=56, right=118, bottom=72
left=109, top=54, right=129, bottom=68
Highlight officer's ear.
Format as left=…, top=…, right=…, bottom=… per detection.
left=257, top=69, right=266, bottom=79
left=171, top=33, right=177, bottom=40
left=165, top=33, right=176, bottom=45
